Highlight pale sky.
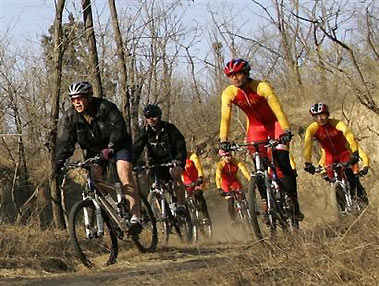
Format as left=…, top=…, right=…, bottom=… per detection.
left=0, top=0, right=254, bottom=41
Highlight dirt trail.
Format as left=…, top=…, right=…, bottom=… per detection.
left=0, top=242, right=241, bottom=286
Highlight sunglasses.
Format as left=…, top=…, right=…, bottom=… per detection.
left=70, top=95, right=86, bottom=102
left=145, top=115, right=158, bottom=119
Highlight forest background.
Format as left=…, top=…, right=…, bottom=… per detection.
left=0, top=0, right=378, bottom=233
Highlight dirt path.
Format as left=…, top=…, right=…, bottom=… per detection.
left=0, top=242, right=238, bottom=286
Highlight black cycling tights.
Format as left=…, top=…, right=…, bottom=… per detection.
left=227, top=198, right=235, bottom=221
left=273, top=150, right=298, bottom=200
left=193, top=189, right=211, bottom=220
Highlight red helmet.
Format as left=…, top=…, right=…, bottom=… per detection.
left=309, top=102, right=329, bottom=115
left=218, top=149, right=231, bottom=157
left=224, top=59, right=251, bottom=76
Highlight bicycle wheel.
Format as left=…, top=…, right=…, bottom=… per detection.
left=175, top=206, right=193, bottom=243
left=68, top=199, right=118, bottom=268
left=247, top=177, right=264, bottom=240
left=132, top=193, right=158, bottom=253
left=187, top=200, right=199, bottom=243
left=148, top=192, right=172, bottom=244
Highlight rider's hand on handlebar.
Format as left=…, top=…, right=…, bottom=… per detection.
left=171, top=159, right=182, bottom=167
left=217, top=188, right=225, bottom=196
left=196, top=176, right=204, bottom=185
left=219, top=141, right=231, bottom=152
left=279, top=129, right=294, bottom=144
left=54, top=160, right=65, bottom=174
left=348, top=151, right=360, bottom=166
left=100, top=148, right=114, bottom=160
left=304, top=162, right=316, bottom=175
left=359, top=166, right=369, bottom=176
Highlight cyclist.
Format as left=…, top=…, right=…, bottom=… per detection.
left=303, top=102, right=368, bottom=208
left=54, top=81, right=142, bottom=234
left=219, top=58, right=303, bottom=221
left=133, top=104, right=188, bottom=214
left=318, top=136, right=369, bottom=205
left=215, top=150, right=250, bottom=225
left=182, top=152, right=212, bottom=223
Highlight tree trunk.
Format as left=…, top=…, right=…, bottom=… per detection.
left=81, top=0, right=103, bottom=98
left=108, top=0, right=132, bottom=134
left=49, top=0, right=66, bottom=229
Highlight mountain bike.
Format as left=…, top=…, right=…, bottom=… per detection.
left=133, top=163, right=193, bottom=245
left=184, top=182, right=212, bottom=242
left=230, top=138, right=299, bottom=241
left=314, top=162, right=364, bottom=216
left=63, top=155, right=158, bottom=268
left=221, top=189, right=255, bottom=239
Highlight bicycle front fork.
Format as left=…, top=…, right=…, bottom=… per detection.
left=84, top=199, right=104, bottom=239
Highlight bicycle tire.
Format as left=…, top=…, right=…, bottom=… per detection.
left=175, top=206, right=193, bottom=243
left=187, top=201, right=199, bottom=243
left=132, top=192, right=158, bottom=253
left=68, top=199, right=118, bottom=268
left=247, top=177, right=264, bottom=240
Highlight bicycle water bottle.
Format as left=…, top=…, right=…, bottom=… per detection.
left=95, top=207, right=104, bottom=237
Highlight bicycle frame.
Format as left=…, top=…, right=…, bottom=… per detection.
left=133, top=163, right=175, bottom=228
left=63, top=156, right=130, bottom=239
left=315, top=163, right=357, bottom=213
left=230, top=138, right=296, bottom=232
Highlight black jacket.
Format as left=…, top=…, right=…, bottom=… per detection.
left=55, top=97, right=131, bottom=162
left=133, top=121, right=187, bottom=166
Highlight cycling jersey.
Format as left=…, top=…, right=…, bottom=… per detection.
left=304, top=119, right=358, bottom=163
left=56, top=97, right=132, bottom=163
left=220, top=79, right=290, bottom=142
left=215, top=158, right=250, bottom=192
left=133, top=121, right=187, bottom=167
left=319, top=146, right=370, bottom=170
left=182, top=153, right=204, bottom=186
left=304, top=118, right=359, bottom=177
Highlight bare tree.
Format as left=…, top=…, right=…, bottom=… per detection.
left=50, top=0, right=66, bottom=229
left=81, top=0, right=103, bottom=98
left=108, top=0, right=132, bottom=133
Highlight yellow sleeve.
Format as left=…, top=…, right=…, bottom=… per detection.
left=289, top=151, right=296, bottom=170
left=220, top=86, right=236, bottom=141
left=236, top=159, right=251, bottom=181
left=318, top=148, right=326, bottom=166
left=303, top=122, right=318, bottom=163
left=190, top=153, right=204, bottom=177
left=334, top=120, right=358, bottom=153
left=215, top=161, right=223, bottom=189
left=358, top=146, right=370, bottom=168
left=257, top=81, right=289, bottom=130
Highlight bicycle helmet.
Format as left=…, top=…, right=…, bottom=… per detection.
left=224, top=59, right=251, bottom=76
left=218, top=149, right=231, bottom=157
left=143, top=104, right=162, bottom=117
left=309, top=102, right=329, bottom=115
left=68, top=81, right=93, bottom=98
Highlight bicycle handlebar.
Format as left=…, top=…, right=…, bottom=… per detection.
left=62, top=154, right=102, bottom=172
left=228, top=138, right=283, bottom=152
left=133, top=162, right=175, bottom=172
left=313, top=162, right=352, bottom=174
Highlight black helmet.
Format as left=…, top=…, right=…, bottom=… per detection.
left=68, top=81, right=93, bottom=98
left=143, top=104, right=162, bottom=117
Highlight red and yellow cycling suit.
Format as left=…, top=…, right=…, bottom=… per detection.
left=182, top=153, right=204, bottom=194
left=220, top=80, right=290, bottom=149
left=215, top=158, right=250, bottom=193
left=319, top=146, right=369, bottom=174
left=304, top=118, right=358, bottom=177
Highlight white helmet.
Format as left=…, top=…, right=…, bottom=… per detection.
left=68, top=81, right=93, bottom=98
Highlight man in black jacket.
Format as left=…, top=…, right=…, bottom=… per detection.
left=133, top=104, right=187, bottom=214
left=55, top=81, right=142, bottom=234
